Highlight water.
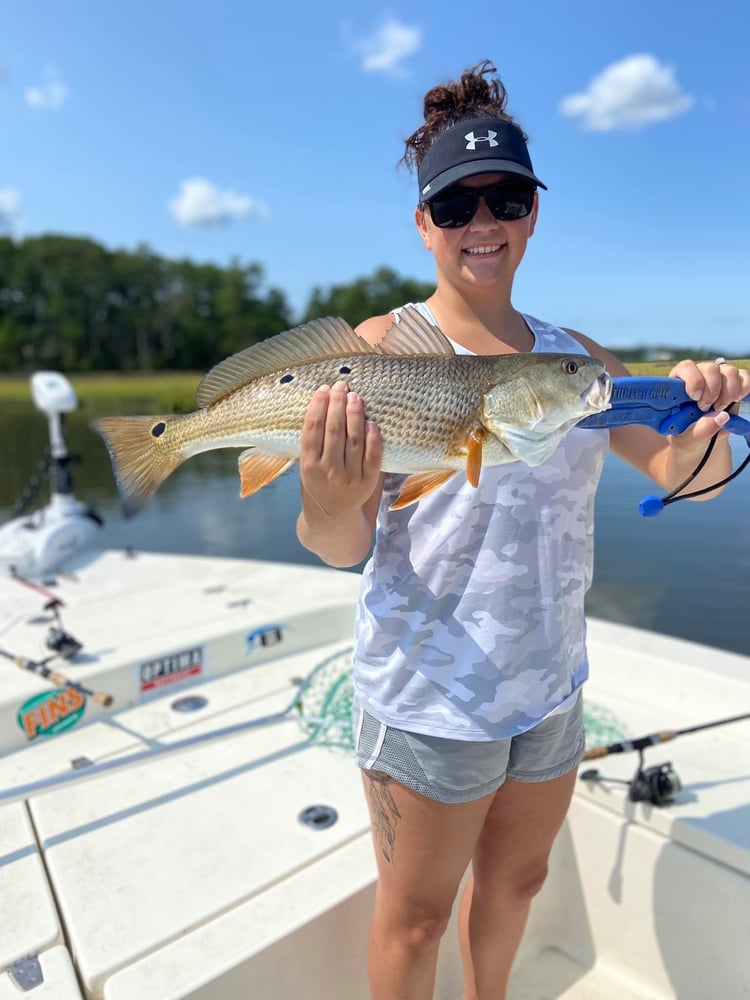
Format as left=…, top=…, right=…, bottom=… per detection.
left=1, top=400, right=748, bottom=656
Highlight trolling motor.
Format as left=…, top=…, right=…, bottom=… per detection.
left=0, top=371, right=103, bottom=579
left=579, top=711, right=750, bottom=806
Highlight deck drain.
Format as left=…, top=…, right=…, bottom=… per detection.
left=170, top=695, right=208, bottom=713
left=299, top=805, right=338, bottom=830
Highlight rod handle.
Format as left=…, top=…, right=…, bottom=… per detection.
left=582, top=745, right=610, bottom=760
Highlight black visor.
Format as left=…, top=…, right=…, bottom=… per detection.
left=418, top=118, right=546, bottom=202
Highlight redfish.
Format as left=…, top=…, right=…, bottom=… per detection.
left=93, top=306, right=611, bottom=514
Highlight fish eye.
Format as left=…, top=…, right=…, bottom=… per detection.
left=562, top=359, right=579, bottom=375
left=151, top=421, right=166, bottom=438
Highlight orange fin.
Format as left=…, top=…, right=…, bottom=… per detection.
left=389, top=470, right=456, bottom=510
left=238, top=450, right=296, bottom=497
left=466, top=427, right=486, bottom=488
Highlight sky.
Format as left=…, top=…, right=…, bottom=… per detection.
left=1, top=0, right=749, bottom=354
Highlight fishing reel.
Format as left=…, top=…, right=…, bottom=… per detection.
left=43, top=599, right=83, bottom=661
left=580, top=749, right=682, bottom=807
left=627, top=760, right=682, bottom=806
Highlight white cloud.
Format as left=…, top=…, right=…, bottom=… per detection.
left=168, top=177, right=267, bottom=227
left=25, top=65, right=68, bottom=110
left=353, top=17, right=422, bottom=77
left=560, top=54, right=694, bottom=131
left=0, top=188, right=22, bottom=234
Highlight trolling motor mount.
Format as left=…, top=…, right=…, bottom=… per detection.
left=0, top=371, right=103, bottom=579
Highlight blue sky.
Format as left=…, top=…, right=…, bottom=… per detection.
left=2, top=1, right=749, bottom=353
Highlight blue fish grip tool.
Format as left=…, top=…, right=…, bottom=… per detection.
left=577, top=377, right=750, bottom=517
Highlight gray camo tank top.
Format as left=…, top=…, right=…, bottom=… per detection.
left=352, top=303, right=609, bottom=741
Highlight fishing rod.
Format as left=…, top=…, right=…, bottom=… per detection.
left=582, top=710, right=750, bottom=760
left=580, top=710, right=750, bottom=806
left=0, top=647, right=113, bottom=708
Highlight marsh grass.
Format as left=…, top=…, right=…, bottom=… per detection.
left=0, top=371, right=202, bottom=412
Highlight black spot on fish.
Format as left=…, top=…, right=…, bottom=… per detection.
left=151, top=422, right=166, bottom=437
left=280, top=373, right=294, bottom=384
left=339, top=365, right=351, bottom=374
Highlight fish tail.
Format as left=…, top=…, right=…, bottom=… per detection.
left=92, top=415, right=186, bottom=516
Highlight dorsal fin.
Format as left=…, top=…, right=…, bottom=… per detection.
left=196, top=316, right=374, bottom=407
left=377, top=305, right=456, bottom=356
left=195, top=306, right=455, bottom=408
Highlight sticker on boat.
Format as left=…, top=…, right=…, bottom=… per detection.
left=138, top=646, right=204, bottom=695
left=246, top=625, right=285, bottom=652
left=17, top=688, right=86, bottom=740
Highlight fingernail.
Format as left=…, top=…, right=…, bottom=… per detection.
left=332, top=380, right=347, bottom=391
left=714, top=411, right=730, bottom=428
left=347, top=391, right=359, bottom=404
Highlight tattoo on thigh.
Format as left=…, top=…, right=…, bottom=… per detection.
left=365, top=771, right=402, bottom=863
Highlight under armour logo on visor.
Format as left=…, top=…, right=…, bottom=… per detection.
left=465, top=130, right=498, bottom=150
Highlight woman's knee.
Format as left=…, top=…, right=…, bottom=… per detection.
left=375, top=897, right=454, bottom=948
left=511, top=862, right=549, bottom=900
left=473, top=860, right=549, bottom=906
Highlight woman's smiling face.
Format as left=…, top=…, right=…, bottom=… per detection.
left=416, top=172, right=539, bottom=290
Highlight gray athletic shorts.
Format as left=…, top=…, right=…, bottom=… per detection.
left=355, top=691, right=585, bottom=804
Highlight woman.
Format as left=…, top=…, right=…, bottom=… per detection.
left=296, top=61, right=748, bottom=1000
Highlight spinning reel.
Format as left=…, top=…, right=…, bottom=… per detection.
left=581, top=749, right=682, bottom=807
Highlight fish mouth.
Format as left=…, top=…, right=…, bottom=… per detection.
left=582, top=372, right=613, bottom=411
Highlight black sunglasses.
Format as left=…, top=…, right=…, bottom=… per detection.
left=426, top=180, right=536, bottom=229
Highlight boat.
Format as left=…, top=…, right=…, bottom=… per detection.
left=1, top=373, right=748, bottom=999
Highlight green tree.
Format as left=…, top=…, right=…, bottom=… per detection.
left=303, top=266, right=434, bottom=327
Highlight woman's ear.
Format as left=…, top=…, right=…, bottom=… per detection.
left=527, top=192, right=539, bottom=238
left=415, top=205, right=431, bottom=249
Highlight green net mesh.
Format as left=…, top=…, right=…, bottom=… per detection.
left=296, top=646, right=356, bottom=751
left=296, top=645, right=628, bottom=755
left=582, top=702, right=628, bottom=747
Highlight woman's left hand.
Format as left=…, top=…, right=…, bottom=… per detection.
left=669, top=358, right=750, bottom=444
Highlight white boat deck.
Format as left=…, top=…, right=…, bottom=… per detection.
left=0, top=549, right=749, bottom=999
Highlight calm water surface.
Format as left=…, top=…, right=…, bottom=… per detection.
left=1, top=400, right=748, bottom=656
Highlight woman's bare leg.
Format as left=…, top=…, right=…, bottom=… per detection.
left=362, top=771, right=495, bottom=1000
left=459, top=768, right=578, bottom=1000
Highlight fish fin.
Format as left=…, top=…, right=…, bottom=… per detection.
left=376, top=305, right=456, bottom=356
left=196, top=317, right=374, bottom=407
left=238, top=449, right=296, bottom=497
left=389, top=470, right=456, bottom=510
left=92, top=416, right=184, bottom=517
left=465, top=427, right=486, bottom=488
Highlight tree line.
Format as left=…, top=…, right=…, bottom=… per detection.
left=0, top=235, right=435, bottom=373
left=1, top=235, right=736, bottom=374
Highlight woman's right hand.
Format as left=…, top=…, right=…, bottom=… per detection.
left=296, top=380, right=384, bottom=566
